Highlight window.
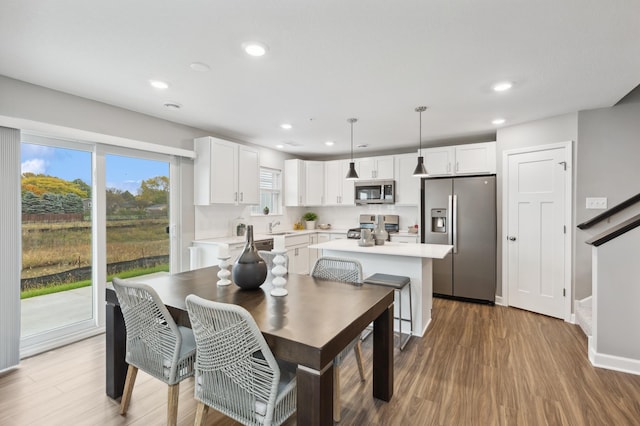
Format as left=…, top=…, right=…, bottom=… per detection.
left=252, top=167, right=282, bottom=215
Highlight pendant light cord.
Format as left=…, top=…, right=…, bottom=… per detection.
left=415, top=106, right=427, bottom=155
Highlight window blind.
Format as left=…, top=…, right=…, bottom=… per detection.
left=0, top=126, right=21, bottom=372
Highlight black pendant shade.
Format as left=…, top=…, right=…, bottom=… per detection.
left=412, top=156, right=428, bottom=177
left=346, top=161, right=359, bottom=180
left=413, top=106, right=429, bottom=177
left=345, top=118, right=359, bottom=180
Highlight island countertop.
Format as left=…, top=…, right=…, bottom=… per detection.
left=309, top=239, right=452, bottom=259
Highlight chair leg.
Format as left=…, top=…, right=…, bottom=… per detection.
left=333, top=364, right=341, bottom=423
left=354, top=340, right=365, bottom=382
left=119, top=365, right=138, bottom=415
left=167, top=383, right=180, bottom=426
left=194, top=401, right=209, bottom=426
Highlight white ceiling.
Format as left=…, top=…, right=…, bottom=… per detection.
left=1, top=1, right=639, bottom=158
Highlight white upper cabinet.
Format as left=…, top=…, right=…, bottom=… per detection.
left=423, top=142, right=496, bottom=176
left=454, top=142, right=496, bottom=174
left=324, top=160, right=355, bottom=206
left=285, top=159, right=324, bottom=206
left=423, top=146, right=454, bottom=176
left=394, top=153, right=420, bottom=205
left=355, top=156, right=394, bottom=179
left=194, top=136, right=259, bottom=205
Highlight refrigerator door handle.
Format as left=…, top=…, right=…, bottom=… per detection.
left=452, top=194, right=458, bottom=253
left=447, top=195, right=453, bottom=247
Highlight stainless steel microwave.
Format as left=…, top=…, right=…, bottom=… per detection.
left=354, top=180, right=395, bottom=205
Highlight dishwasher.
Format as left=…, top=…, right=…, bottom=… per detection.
left=254, top=238, right=274, bottom=251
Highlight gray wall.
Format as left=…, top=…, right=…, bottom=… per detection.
left=496, top=113, right=578, bottom=299
left=575, top=98, right=640, bottom=300
left=0, top=75, right=207, bottom=271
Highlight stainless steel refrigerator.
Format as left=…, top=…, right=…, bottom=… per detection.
left=421, top=175, right=496, bottom=303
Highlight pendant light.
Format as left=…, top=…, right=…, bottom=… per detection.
left=345, top=118, right=359, bottom=180
left=413, top=106, right=429, bottom=177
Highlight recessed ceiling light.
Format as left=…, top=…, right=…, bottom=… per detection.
left=492, top=81, right=513, bottom=92
left=189, top=62, right=211, bottom=72
left=163, top=102, right=181, bottom=110
left=280, top=123, right=292, bottom=130
left=325, top=141, right=335, bottom=146
left=242, top=42, right=268, bottom=57
left=492, top=118, right=506, bottom=125
left=149, top=80, right=169, bottom=90
left=276, top=144, right=285, bottom=149
left=357, top=144, right=369, bottom=148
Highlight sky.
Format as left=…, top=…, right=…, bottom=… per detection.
left=20, top=143, right=169, bottom=194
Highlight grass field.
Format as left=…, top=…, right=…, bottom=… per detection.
left=21, top=218, right=169, bottom=279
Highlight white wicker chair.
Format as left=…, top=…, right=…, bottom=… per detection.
left=111, top=278, right=196, bottom=426
left=186, top=294, right=297, bottom=426
left=310, top=256, right=366, bottom=423
left=258, top=250, right=289, bottom=284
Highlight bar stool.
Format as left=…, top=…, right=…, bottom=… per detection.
left=363, top=273, right=413, bottom=350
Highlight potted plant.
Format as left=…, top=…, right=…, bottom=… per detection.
left=302, top=211, right=318, bottom=230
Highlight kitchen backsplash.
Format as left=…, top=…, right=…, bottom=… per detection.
left=195, top=204, right=419, bottom=240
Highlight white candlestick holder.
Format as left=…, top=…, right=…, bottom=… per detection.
left=217, top=256, right=231, bottom=286
left=270, top=250, right=288, bottom=296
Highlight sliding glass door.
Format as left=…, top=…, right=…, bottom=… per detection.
left=20, top=138, right=95, bottom=350
left=19, top=135, right=177, bottom=356
left=105, top=154, right=170, bottom=280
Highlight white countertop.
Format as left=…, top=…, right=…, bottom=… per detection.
left=193, top=228, right=349, bottom=245
left=309, top=238, right=452, bottom=259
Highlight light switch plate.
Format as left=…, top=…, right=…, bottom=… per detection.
left=586, top=197, right=607, bottom=209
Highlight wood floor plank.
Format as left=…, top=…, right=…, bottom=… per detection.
left=2, top=297, right=640, bottom=425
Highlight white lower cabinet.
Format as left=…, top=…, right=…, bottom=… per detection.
left=309, top=233, right=331, bottom=270
left=189, top=242, right=244, bottom=270
left=285, top=234, right=310, bottom=275
left=390, top=234, right=419, bottom=244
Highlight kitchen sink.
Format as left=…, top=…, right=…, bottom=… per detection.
left=269, top=231, right=295, bottom=235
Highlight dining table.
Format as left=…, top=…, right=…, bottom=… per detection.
left=105, top=266, right=395, bottom=425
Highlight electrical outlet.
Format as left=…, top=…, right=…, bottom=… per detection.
left=586, top=197, right=607, bottom=209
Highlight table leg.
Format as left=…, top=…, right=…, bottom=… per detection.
left=106, top=301, right=127, bottom=399
left=296, top=364, right=334, bottom=425
left=373, top=303, right=394, bottom=401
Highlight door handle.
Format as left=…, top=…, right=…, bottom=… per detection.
left=507, top=236, right=517, bottom=241
left=452, top=194, right=458, bottom=254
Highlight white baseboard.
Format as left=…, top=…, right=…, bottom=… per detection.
left=21, top=327, right=105, bottom=359
left=588, top=337, right=640, bottom=376
left=494, top=295, right=504, bottom=306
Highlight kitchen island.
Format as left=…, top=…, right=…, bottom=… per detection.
left=308, top=239, right=452, bottom=336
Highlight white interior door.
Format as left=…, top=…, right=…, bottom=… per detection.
left=504, top=142, right=571, bottom=319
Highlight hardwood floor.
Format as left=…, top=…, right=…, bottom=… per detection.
left=2, top=297, right=639, bottom=425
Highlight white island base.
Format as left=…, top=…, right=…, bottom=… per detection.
left=308, top=239, right=452, bottom=337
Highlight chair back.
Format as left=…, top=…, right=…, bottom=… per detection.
left=310, top=256, right=363, bottom=285
left=112, top=278, right=186, bottom=384
left=185, top=295, right=284, bottom=425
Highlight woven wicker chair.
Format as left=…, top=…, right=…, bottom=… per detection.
left=258, top=250, right=289, bottom=284
left=111, top=278, right=196, bottom=426
left=186, top=294, right=297, bottom=426
left=310, top=256, right=366, bottom=423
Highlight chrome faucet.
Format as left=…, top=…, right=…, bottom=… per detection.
left=269, top=220, right=280, bottom=233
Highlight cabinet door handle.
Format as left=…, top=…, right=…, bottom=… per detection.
left=447, top=163, right=451, bottom=173
left=234, top=192, right=238, bottom=201
left=455, top=161, right=459, bottom=172
left=240, top=192, right=243, bottom=202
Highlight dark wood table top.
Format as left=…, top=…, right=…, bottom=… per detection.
left=107, top=266, right=394, bottom=370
